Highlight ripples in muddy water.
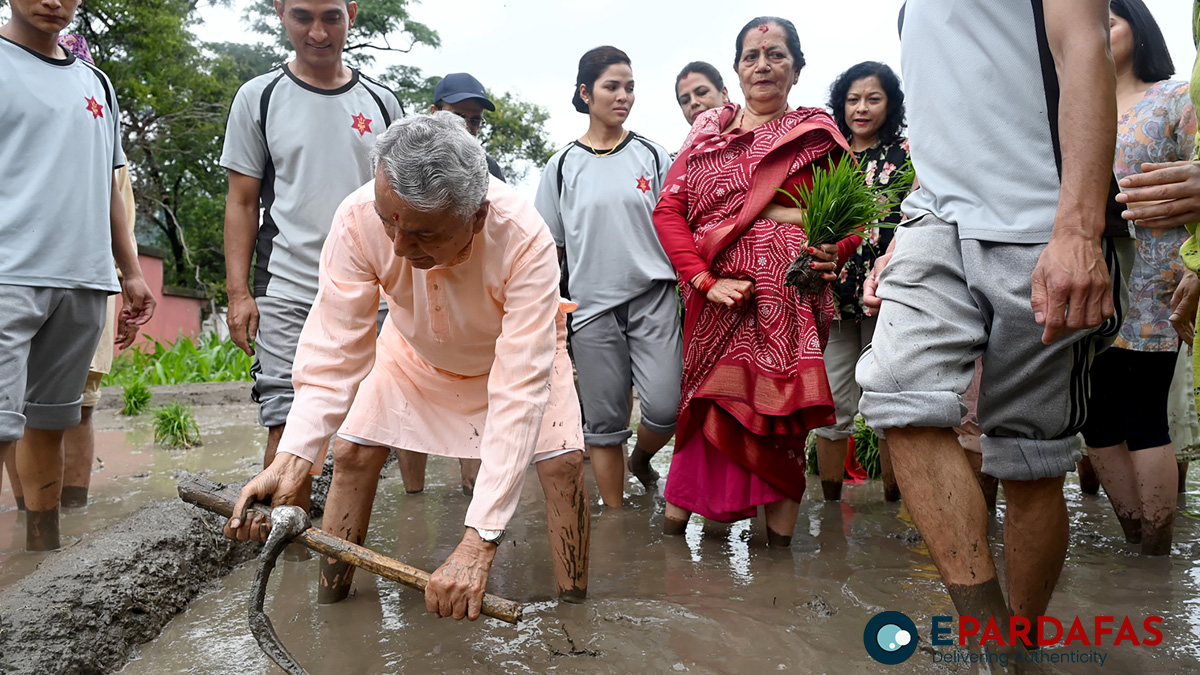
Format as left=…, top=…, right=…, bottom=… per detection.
left=119, top=445, right=1200, bottom=675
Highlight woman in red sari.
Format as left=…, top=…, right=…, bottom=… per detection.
left=653, top=16, right=857, bottom=546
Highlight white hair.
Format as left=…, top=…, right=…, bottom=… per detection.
left=369, top=111, right=489, bottom=221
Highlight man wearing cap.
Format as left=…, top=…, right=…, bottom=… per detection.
left=394, top=73, right=508, bottom=497
left=431, top=72, right=506, bottom=182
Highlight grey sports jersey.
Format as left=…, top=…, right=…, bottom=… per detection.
left=0, top=37, right=124, bottom=292
left=899, top=0, right=1125, bottom=243
left=221, top=65, right=403, bottom=303
left=534, top=133, right=676, bottom=329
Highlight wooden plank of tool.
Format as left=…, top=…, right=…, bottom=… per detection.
left=177, top=473, right=522, bottom=624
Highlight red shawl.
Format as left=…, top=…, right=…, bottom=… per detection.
left=653, top=104, right=849, bottom=503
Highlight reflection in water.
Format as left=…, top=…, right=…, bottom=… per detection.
left=0, top=404, right=1198, bottom=673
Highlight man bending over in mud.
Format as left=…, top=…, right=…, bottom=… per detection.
left=224, top=112, right=589, bottom=620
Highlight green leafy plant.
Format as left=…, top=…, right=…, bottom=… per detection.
left=120, top=380, right=152, bottom=416
left=103, top=333, right=254, bottom=388
left=805, top=418, right=883, bottom=480
left=852, top=416, right=882, bottom=480
left=153, top=402, right=202, bottom=449
left=778, top=157, right=913, bottom=294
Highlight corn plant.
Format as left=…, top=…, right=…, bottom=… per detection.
left=104, top=333, right=253, bottom=387
left=153, top=402, right=202, bottom=449
left=120, top=380, right=152, bottom=416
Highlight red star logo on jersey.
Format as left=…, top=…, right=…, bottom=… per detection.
left=636, top=176, right=652, bottom=194
left=351, top=112, right=373, bottom=137
left=85, top=96, right=104, bottom=119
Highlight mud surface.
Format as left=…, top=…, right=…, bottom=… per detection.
left=94, top=381, right=250, bottom=411
left=1, top=395, right=1198, bottom=674
left=121, top=449, right=1200, bottom=675
left=0, top=500, right=259, bottom=675
left=0, top=401, right=266, bottom=590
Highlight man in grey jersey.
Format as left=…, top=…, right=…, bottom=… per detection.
left=221, top=0, right=401, bottom=519
left=0, top=0, right=155, bottom=550
left=859, top=0, right=1128, bottom=657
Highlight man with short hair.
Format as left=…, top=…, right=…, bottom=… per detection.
left=0, top=0, right=155, bottom=549
left=859, top=0, right=1129, bottom=656
left=222, top=0, right=403, bottom=490
left=225, top=113, right=590, bottom=619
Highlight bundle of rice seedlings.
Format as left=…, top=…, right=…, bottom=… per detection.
left=778, top=156, right=912, bottom=295
left=153, top=401, right=202, bottom=449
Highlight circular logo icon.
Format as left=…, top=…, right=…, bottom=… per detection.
left=863, top=611, right=918, bottom=664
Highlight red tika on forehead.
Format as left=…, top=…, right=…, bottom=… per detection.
left=757, top=24, right=770, bottom=33
left=392, top=213, right=400, bottom=221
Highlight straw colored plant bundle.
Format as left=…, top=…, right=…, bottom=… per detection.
left=778, top=156, right=912, bottom=295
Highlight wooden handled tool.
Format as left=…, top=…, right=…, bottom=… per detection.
left=177, top=473, right=523, bottom=625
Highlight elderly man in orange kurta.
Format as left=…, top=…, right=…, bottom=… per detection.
left=224, top=112, right=590, bottom=621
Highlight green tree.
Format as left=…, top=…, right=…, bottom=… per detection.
left=244, top=0, right=440, bottom=66
left=480, top=90, right=554, bottom=183
left=385, top=67, right=554, bottom=183
left=72, top=0, right=241, bottom=298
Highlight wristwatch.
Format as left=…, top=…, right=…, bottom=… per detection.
left=471, top=526, right=506, bottom=546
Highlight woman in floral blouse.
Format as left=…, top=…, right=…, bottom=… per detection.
left=1079, top=0, right=1197, bottom=556
left=811, top=61, right=909, bottom=503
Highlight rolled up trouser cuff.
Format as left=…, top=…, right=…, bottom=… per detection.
left=980, top=434, right=1081, bottom=481
left=638, top=417, right=677, bottom=436
left=584, top=428, right=634, bottom=447
left=24, top=396, right=84, bottom=431
left=812, top=424, right=854, bottom=441
left=858, top=390, right=966, bottom=437
left=0, top=410, right=27, bottom=441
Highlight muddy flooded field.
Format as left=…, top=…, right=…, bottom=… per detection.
left=0, top=403, right=263, bottom=591
left=3, top=399, right=1199, bottom=674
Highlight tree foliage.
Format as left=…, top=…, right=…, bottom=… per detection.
left=72, top=0, right=242, bottom=298
left=244, top=0, right=440, bottom=65
left=478, top=90, right=554, bottom=183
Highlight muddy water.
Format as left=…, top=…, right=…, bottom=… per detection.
left=0, top=405, right=266, bottom=590
left=117, top=438, right=1200, bottom=675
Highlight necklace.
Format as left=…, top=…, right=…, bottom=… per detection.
left=585, top=129, right=626, bottom=157
left=738, top=106, right=790, bottom=130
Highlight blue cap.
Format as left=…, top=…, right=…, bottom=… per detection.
left=433, top=73, right=495, bottom=111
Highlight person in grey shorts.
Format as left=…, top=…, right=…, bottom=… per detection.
left=535, top=46, right=681, bottom=508
left=0, top=3, right=155, bottom=550
left=220, top=0, right=402, bottom=496
left=857, top=0, right=1129, bottom=650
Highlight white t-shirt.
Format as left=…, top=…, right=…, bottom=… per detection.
left=534, top=132, right=677, bottom=329
left=220, top=65, right=403, bottom=303
left=0, top=36, right=124, bottom=292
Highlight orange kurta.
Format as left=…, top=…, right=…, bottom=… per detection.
left=276, top=178, right=582, bottom=530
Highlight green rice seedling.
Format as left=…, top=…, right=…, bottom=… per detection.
left=852, top=416, right=882, bottom=480
left=777, top=156, right=913, bottom=295
left=121, top=380, right=152, bottom=416
left=153, top=401, right=202, bottom=449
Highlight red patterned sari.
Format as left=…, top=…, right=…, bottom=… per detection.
left=653, top=104, right=851, bottom=521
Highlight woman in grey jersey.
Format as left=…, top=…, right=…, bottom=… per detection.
left=534, top=46, right=681, bottom=509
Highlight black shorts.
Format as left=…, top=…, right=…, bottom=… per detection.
left=1080, top=347, right=1177, bottom=451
